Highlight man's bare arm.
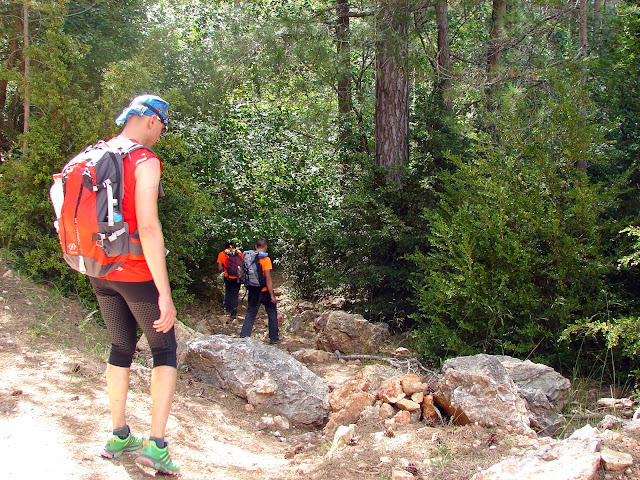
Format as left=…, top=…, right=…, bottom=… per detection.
left=264, top=269, right=276, bottom=303
left=135, top=158, right=176, bottom=333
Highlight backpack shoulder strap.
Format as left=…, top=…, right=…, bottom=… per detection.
left=106, top=137, right=156, bottom=157
left=105, top=138, right=160, bottom=198
left=253, top=253, right=264, bottom=273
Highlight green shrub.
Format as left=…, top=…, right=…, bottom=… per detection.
left=410, top=77, right=611, bottom=368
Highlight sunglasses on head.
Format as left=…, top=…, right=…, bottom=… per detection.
left=141, top=102, right=168, bottom=133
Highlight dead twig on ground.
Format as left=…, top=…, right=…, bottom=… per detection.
left=334, top=351, right=440, bottom=384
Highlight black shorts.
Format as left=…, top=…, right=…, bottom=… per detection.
left=90, top=277, right=177, bottom=368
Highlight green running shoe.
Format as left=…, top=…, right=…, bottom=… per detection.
left=136, top=439, right=180, bottom=476
left=101, top=432, right=143, bottom=459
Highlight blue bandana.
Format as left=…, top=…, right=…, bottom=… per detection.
left=115, top=94, right=170, bottom=126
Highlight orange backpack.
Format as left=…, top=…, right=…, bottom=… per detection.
left=54, top=139, right=149, bottom=277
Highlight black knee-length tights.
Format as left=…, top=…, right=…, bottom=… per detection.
left=90, top=278, right=177, bottom=368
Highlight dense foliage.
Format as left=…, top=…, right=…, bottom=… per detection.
left=411, top=75, right=608, bottom=367
left=1, top=0, right=640, bottom=382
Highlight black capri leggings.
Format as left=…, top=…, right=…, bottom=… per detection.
left=89, top=278, right=177, bottom=368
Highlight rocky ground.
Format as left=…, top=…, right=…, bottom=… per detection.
left=1, top=261, right=639, bottom=480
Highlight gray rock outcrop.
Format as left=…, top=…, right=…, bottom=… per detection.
left=496, top=355, right=571, bottom=409
left=185, top=335, right=329, bottom=426
left=314, top=310, right=390, bottom=354
left=287, top=310, right=320, bottom=333
left=495, top=355, right=571, bottom=435
left=516, top=386, right=565, bottom=435
left=439, top=354, right=534, bottom=436
left=471, top=424, right=602, bottom=480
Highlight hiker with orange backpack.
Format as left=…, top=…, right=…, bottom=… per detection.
left=217, top=240, right=244, bottom=321
left=52, top=95, right=179, bottom=475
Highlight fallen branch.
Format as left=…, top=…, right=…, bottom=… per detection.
left=334, top=351, right=440, bottom=384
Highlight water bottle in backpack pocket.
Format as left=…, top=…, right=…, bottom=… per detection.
left=52, top=139, right=151, bottom=277
left=225, top=248, right=244, bottom=281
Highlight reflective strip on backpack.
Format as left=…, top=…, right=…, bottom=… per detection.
left=92, top=227, right=127, bottom=247
left=105, top=180, right=115, bottom=226
left=107, top=227, right=126, bottom=243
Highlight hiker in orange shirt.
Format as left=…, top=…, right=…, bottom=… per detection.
left=217, top=240, right=244, bottom=320
left=239, top=238, right=280, bottom=344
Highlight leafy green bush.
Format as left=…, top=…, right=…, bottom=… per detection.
left=619, top=227, right=640, bottom=269
left=409, top=78, right=612, bottom=369
left=307, top=159, right=420, bottom=324
left=560, top=225, right=640, bottom=383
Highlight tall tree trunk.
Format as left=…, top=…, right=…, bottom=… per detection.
left=486, top=0, right=507, bottom=105
left=23, top=2, right=30, bottom=152
left=336, top=0, right=353, bottom=146
left=487, top=0, right=506, bottom=73
left=576, top=0, right=589, bottom=171
left=0, top=3, right=22, bottom=145
left=435, top=0, right=452, bottom=107
left=578, top=0, right=588, bottom=57
left=592, top=0, right=602, bottom=42
left=375, top=0, right=409, bottom=184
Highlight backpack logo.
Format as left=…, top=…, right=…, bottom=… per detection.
left=51, top=139, right=151, bottom=277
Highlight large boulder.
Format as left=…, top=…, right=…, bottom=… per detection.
left=314, top=310, right=390, bottom=354
left=185, top=335, right=329, bottom=426
left=438, top=354, right=534, bottom=436
left=471, top=424, right=602, bottom=480
left=495, top=355, right=571, bottom=435
left=495, top=355, right=571, bottom=410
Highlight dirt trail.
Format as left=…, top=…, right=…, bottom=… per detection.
left=2, top=264, right=640, bottom=480
left=0, top=268, right=355, bottom=480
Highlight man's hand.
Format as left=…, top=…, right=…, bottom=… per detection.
left=154, top=293, right=177, bottom=333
